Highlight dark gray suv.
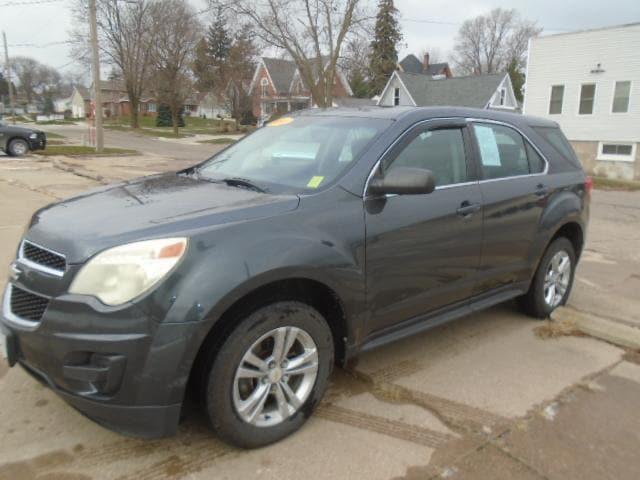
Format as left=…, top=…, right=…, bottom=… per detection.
left=1, top=107, right=590, bottom=448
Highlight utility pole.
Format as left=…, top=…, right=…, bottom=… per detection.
left=2, top=31, right=16, bottom=124
left=88, top=0, right=104, bottom=152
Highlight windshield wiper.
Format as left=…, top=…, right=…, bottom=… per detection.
left=222, top=177, right=267, bottom=193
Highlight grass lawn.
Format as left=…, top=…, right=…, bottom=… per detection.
left=46, top=140, right=66, bottom=146
left=593, top=176, right=640, bottom=191
left=197, top=138, right=237, bottom=145
left=35, top=120, right=77, bottom=125
left=35, top=146, right=138, bottom=156
left=104, top=115, right=253, bottom=135
left=44, top=132, right=65, bottom=139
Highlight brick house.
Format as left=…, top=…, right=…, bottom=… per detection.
left=247, top=57, right=353, bottom=121
left=89, top=80, right=158, bottom=118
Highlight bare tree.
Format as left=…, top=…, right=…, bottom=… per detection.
left=11, top=57, right=61, bottom=104
left=230, top=0, right=368, bottom=107
left=70, top=0, right=154, bottom=128
left=453, top=8, right=541, bottom=75
left=148, top=0, right=201, bottom=135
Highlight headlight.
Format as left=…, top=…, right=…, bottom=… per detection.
left=29, top=133, right=38, bottom=139
left=69, top=238, right=188, bottom=306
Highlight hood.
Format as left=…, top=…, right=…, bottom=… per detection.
left=26, top=173, right=299, bottom=263
left=1, top=125, right=43, bottom=135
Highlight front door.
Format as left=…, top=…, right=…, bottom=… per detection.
left=364, top=120, right=483, bottom=336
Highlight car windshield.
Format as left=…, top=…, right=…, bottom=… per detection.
left=197, top=116, right=391, bottom=193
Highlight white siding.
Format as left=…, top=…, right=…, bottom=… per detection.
left=487, top=75, right=518, bottom=110
left=524, top=23, right=640, bottom=143
left=378, top=73, right=415, bottom=106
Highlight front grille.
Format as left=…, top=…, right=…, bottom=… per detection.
left=21, top=241, right=66, bottom=272
left=10, top=285, right=50, bottom=322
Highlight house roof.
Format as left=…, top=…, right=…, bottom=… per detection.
left=398, top=54, right=450, bottom=76
left=399, top=54, right=423, bottom=74
left=425, top=63, right=449, bottom=76
left=75, top=86, right=91, bottom=101
left=397, top=72, right=506, bottom=108
left=99, top=79, right=126, bottom=92
left=262, top=57, right=298, bottom=94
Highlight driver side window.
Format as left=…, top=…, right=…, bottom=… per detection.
left=388, top=128, right=469, bottom=187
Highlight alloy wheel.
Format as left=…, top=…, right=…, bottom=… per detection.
left=232, top=326, right=319, bottom=427
left=543, top=250, right=571, bottom=308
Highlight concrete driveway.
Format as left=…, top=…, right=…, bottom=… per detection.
left=1, top=154, right=639, bottom=480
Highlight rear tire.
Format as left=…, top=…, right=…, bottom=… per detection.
left=519, top=237, right=576, bottom=319
left=8, top=138, right=29, bottom=157
left=205, top=301, right=334, bottom=448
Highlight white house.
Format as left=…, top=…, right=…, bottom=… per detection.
left=378, top=70, right=518, bottom=111
left=523, top=23, right=640, bottom=180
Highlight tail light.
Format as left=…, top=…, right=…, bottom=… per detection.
left=584, top=176, right=594, bottom=198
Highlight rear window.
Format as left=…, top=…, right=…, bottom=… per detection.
left=533, top=126, right=581, bottom=168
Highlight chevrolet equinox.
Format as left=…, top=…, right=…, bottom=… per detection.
left=1, top=107, right=590, bottom=448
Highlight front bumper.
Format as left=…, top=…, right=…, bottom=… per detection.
left=1, top=281, right=202, bottom=438
left=28, top=135, right=46, bottom=151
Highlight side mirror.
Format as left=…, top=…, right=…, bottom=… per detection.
left=368, top=167, right=436, bottom=196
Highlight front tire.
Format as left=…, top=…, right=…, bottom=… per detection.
left=205, top=301, right=334, bottom=448
left=519, top=237, right=576, bottom=319
left=8, top=138, right=29, bottom=157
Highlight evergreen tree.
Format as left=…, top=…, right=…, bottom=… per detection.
left=369, top=0, right=403, bottom=95
left=507, top=58, right=525, bottom=103
left=43, top=92, right=55, bottom=115
left=156, top=103, right=185, bottom=127
left=350, top=70, right=371, bottom=98
left=207, top=6, right=232, bottom=64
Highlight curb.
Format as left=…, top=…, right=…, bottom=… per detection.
left=552, top=307, right=640, bottom=349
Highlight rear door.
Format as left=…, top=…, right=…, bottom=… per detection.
left=469, top=121, right=548, bottom=293
left=364, top=120, right=483, bottom=336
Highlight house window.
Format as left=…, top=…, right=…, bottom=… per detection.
left=549, top=85, right=564, bottom=114
left=598, top=142, right=636, bottom=162
left=148, top=103, right=157, bottom=113
left=499, top=88, right=506, bottom=106
left=261, top=78, right=269, bottom=98
left=612, top=81, right=631, bottom=113
left=579, top=84, right=596, bottom=115
left=393, top=87, right=400, bottom=106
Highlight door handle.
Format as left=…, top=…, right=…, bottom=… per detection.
left=456, top=201, right=481, bottom=217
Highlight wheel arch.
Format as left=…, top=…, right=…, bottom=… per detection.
left=186, top=276, right=349, bottom=402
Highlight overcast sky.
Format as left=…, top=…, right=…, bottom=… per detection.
left=0, top=0, right=638, bottom=81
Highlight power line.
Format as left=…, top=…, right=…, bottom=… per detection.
left=0, top=0, right=63, bottom=6
left=8, top=40, right=72, bottom=48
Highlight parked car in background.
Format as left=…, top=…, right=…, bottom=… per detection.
left=0, top=119, right=47, bottom=156
left=1, top=106, right=590, bottom=448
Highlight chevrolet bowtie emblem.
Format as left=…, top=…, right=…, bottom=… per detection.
left=9, top=262, right=21, bottom=282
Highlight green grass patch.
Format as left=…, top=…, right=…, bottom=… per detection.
left=592, top=176, right=640, bottom=191
left=44, top=132, right=65, bottom=139
left=197, top=137, right=237, bottom=145
left=35, top=146, right=138, bottom=156
left=36, top=120, right=77, bottom=125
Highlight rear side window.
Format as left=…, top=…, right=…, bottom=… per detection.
left=533, top=126, right=581, bottom=168
left=472, top=123, right=530, bottom=179
left=526, top=143, right=546, bottom=174
left=389, top=128, right=468, bottom=187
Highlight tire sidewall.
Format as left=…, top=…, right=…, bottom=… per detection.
left=206, top=301, right=334, bottom=448
left=9, top=139, right=29, bottom=157
left=533, top=238, right=576, bottom=317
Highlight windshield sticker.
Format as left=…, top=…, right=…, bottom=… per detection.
left=267, top=117, right=295, bottom=127
left=307, top=176, right=325, bottom=188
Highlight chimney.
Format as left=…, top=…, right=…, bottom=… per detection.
left=423, top=52, right=430, bottom=71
